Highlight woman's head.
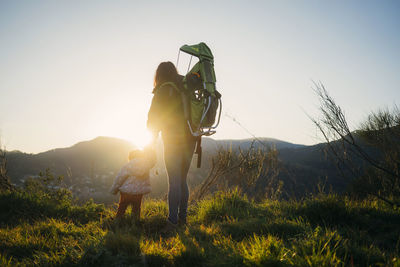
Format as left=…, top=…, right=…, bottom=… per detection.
left=154, top=61, right=179, bottom=87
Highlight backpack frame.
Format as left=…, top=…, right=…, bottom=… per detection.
left=177, top=42, right=222, bottom=138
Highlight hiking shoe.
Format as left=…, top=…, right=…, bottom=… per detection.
left=160, top=219, right=178, bottom=234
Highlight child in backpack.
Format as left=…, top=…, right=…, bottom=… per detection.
left=110, top=147, right=156, bottom=220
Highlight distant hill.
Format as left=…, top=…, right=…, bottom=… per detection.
left=7, top=136, right=136, bottom=185
left=203, top=138, right=349, bottom=197
left=204, top=137, right=306, bottom=149
left=5, top=136, right=347, bottom=200
left=201, top=137, right=306, bottom=151
left=6, top=136, right=306, bottom=183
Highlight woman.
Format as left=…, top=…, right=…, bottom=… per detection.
left=147, top=61, right=196, bottom=231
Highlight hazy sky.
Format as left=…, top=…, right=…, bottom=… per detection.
left=1, top=0, right=399, bottom=153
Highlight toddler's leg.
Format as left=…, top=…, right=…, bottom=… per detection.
left=116, top=193, right=129, bottom=218
left=132, top=194, right=143, bottom=221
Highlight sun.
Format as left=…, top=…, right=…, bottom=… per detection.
left=101, top=111, right=154, bottom=149
left=129, top=129, right=153, bottom=149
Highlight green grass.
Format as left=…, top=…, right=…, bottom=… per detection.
left=0, top=189, right=399, bottom=266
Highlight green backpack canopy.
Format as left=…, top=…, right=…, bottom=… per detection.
left=178, top=42, right=221, bottom=137
left=177, top=42, right=222, bottom=167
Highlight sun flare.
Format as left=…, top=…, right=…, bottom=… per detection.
left=129, top=129, right=153, bottom=149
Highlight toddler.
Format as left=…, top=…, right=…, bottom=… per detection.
left=110, top=147, right=156, bottom=220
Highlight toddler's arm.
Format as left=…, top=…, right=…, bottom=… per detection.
left=109, top=165, right=130, bottom=194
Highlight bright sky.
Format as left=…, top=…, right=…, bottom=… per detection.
left=1, top=0, right=399, bottom=153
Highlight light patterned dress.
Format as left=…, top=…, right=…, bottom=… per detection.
left=110, top=158, right=152, bottom=195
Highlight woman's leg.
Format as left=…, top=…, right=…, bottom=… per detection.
left=164, top=142, right=183, bottom=225
left=178, top=138, right=196, bottom=223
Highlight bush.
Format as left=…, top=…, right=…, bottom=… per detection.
left=296, top=194, right=351, bottom=227
left=311, top=83, right=400, bottom=206
left=194, top=189, right=260, bottom=223
left=0, top=190, right=110, bottom=226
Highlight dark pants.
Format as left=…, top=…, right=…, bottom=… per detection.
left=116, top=193, right=143, bottom=219
left=163, top=137, right=196, bottom=224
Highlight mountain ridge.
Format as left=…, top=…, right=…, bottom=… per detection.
left=7, top=136, right=305, bottom=155
left=5, top=135, right=344, bottom=202
left=5, top=135, right=312, bottom=184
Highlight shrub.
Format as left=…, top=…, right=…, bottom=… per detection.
left=0, top=190, right=110, bottom=226
left=195, top=189, right=259, bottom=223
left=311, top=83, right=400, bottom=206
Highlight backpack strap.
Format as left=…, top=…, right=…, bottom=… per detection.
left=155, top=82, right=190, bottom=123
left=195, top=136, right=202, bottom=168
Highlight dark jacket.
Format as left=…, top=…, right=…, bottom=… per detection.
left=147, top=81, right=190, bottom=143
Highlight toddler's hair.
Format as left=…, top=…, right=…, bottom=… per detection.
left=128, top=150, right=142, bottom=160
left=128, top=148, right=156, bottom=167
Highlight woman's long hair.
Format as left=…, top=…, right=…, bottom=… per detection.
left=153, top=61, right=179, bottom=88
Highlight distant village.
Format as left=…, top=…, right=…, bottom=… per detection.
left=17, top=171, right=119, bottom=204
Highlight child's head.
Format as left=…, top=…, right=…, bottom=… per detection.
left=128, top=150, right=142, bottom=161
left=128, top=148, right=156, bottom=168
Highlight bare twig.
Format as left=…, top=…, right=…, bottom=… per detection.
left=0, top=141, right=14, bottom=192
left=310, top=82, right=400, bottom=205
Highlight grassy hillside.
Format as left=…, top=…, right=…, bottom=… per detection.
left=0, top=189, right=399, bottom=266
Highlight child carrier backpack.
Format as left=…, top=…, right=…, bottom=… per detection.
left=176, top=42, right=222, bottom=167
